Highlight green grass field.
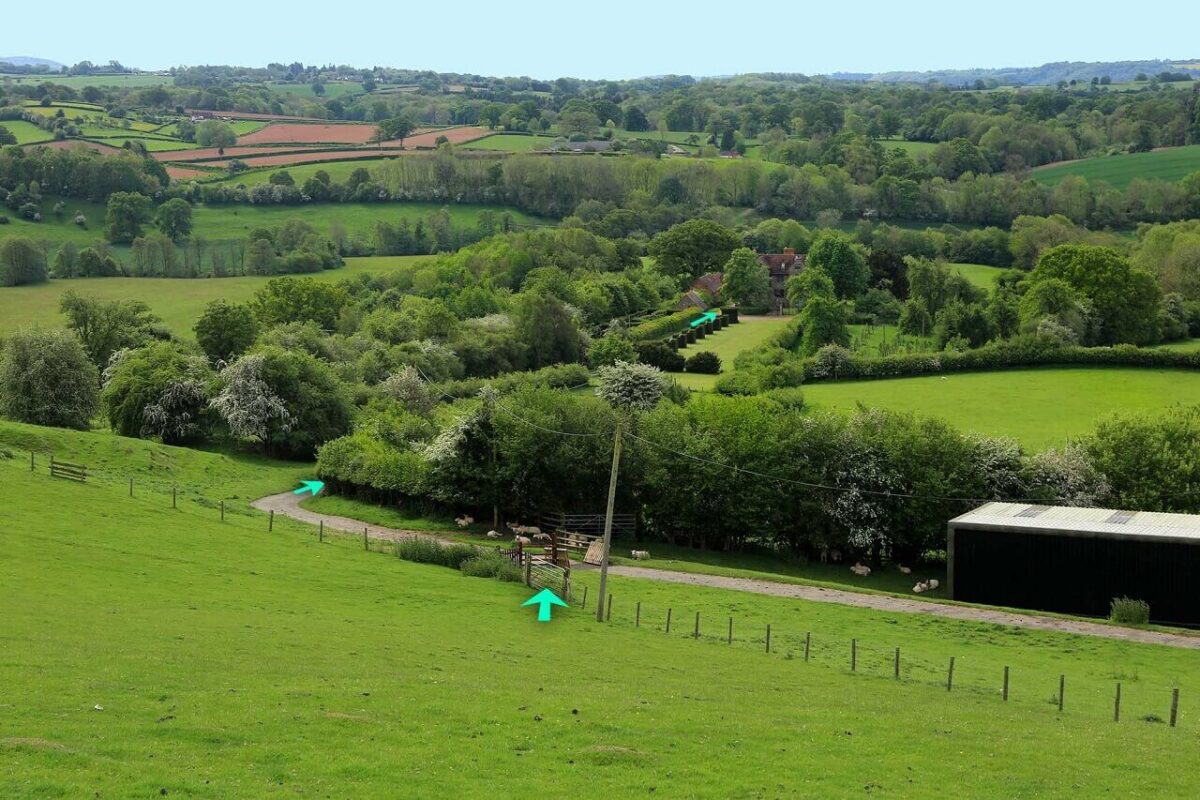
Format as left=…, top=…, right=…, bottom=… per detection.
left=878, top=138, right=939, bottom=156
left=2, top=421, right=1199, bottom=796
left=952, top=261, right=1006, bottom=290
left=1033, top=145, right=1200, bottom=189
left=461, top=133, right=555, bottom=152
left=0, top=72, right=173, bottom=88
left=672, top=316, right=793, bottom=390
left=1, top=120, right=54, bottom=144
left=206, top=158, right=404, bottom=187
left=803, top=366, right=1200, bottom=451
left=0, top=256, right=426, bottom=336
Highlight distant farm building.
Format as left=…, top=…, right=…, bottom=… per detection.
left=757, top=248, right=805, bottom=312
left=676, top=272, right=723, bottom=311
left=948, top=502, right=1200, bottom=626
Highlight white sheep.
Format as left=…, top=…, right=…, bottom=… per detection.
left=898, top=565, right=912, bottom=575
left=928, top=578, right=940, bottom=590
left=486, top=530, right=503, bottom=539
left=850, top=563, right=871, bottom=577
left=455, top=515, right=474, bottom=528
left=514, top=535, right=532, bottom=547
left=913, top=582, right=928, bottom=594
left=531, top=532, right=551, bottom=542
left=631, top=550, right=650, bottom=560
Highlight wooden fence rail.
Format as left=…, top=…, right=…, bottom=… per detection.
left=48, top=457, right=87, bottom=482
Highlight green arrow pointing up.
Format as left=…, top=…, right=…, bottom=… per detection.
left=293, top=480, right=325, bottom=497
left=521, top=588, right=569, bottom=622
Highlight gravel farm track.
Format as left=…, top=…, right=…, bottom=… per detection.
left=254, top=491, right=1200, bottom=650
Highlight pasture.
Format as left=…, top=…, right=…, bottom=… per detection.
left=802, top=366, right=1200, bottom=451
left=1033, top=145, right=1200, bottom=189
left=952, top=261, right=1006, bottom=289
left=0, top=72, right=172, bottom=88
left=1, top=120, right=54, bottom=144
left=672, top=315, right=793, bottom=390
left=1, top=421, right=1199, bottom=797
left=462, top=133, right=556, bottom=152
left=0, top=256, right=426, bottom=336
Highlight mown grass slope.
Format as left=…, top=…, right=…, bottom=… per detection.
left=2, top=426, right=1199, bottom=797
left=1033, top=145, right=1200, bottom=189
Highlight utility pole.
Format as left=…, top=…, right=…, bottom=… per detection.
left=595, top=417, right=624, bottom=622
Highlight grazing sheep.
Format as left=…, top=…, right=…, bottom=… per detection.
left=455, top=515, right=474, bottom=528
left=531, top=532, right=551, bottom=542
left=850, top=563, right=871, bottom=577
left=928, top=578, right=940, bottom=590
left=913, top=582, right=928, bottom=594
left=514, top=535, right=532, bottom=546
left=486, top=530, right=503, bottom=539
left=898, top=565, right=912, bottom=575
left=631, top=550, right=651, bottom=560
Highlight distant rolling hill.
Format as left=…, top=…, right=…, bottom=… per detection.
left=0, top=56, right=66, bottom=71
left=832, top=59, right=1200, bottom=86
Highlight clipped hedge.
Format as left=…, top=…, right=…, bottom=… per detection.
left=315, top=433, right=432, bottom=498
left=629, top=308, right=707, bottom=342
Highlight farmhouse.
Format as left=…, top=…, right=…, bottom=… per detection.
left=757, top=248, right=805, bottom=311
left=948, top=502, right=1200, bottom=626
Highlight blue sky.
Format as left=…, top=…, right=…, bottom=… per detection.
left=6, top=1, right=1199, bottom=78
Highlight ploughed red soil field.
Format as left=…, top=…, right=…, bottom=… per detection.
left=152, top=146, right=338, bottom=163
left=165, top=165, right=217, bottom=180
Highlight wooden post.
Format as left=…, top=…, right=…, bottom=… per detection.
left=364, top=526, right=369, bottom=551
left=1114, top=682, right=1122, bottom=722
left=595, top=419, right=624, bottom=622
left=666, top=607, right=672, bottom=633
left=1003, top=666, right=1010, bottom=701
left=947, top=657, right=955, bottom=691
left=851, top=639, right=857, bottom=672
left=269, top=509, right=274, bottom=532
left=129, top=478, right=133, bottom=497
left=524, top=554, right=531, bottom=586
left=220, top=500, right=225, bottom=522
left=635, top=601, right=641, bottom=628
left=1058, top=675, right=1065, bottom=712
left=894, top=647, right=901, bottom=679
left=804, top=632, right=811, bottom=662
left=606, top=593, right=613, bottom=622
left=765, top=624, right=771, bottom=653
left=30, top=451, right=34, bottom=472
left=727, top=617, right=733, bottom=645
left=172, top=485, right=177, bottom=509
left=319, top=520, right=325, bottom=542
left=1170, top=688, right=1179, bottom=728
left=581, top=585, right=588, bottom=609
left=694, top=611, right=700, bottom=640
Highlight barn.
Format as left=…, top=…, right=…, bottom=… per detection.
left=947, top=502, right=1200, bottom=626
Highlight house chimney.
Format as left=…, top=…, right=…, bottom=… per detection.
left=783, top=247, right=795, bottom=256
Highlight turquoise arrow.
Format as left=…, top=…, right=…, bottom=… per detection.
left=293, top=480, right=325, bottom=497
left=521, top=588, right=569, bottom=622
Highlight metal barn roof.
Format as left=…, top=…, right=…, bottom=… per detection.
left=950, top=502, right=1200, bottom=544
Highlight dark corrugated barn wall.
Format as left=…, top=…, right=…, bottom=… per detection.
left=949, top=526, right=1200, bottom=626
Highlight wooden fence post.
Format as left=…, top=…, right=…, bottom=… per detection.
left=947, top=657, right=955, bottom=691
left=364, top=526, right=369, bottom=551
left=694, top=611, right=700, bottom=640
left=172, top=485, right=177, bottom=509
left=1058, top=675, right=1065, bottom=712
left=30, top=451, right=34, bottom=472
left=268, top=509, right=274, bottom=532
left=765, top=624, right=771, bottom=653
left=524, top=554, right=531, bottom=586
left=1114, top=682, right=1122, bottom=722
left=581, top=585, right=588, bottom=608
left=635, top=601, right=641, bottom=628
left=804, top=632, right=811, bottom=662
left=851, top=639, right=857, bottom=672
left=319, top=520, right=324, bottom=542
left=666, top=608, right=672, bottom=633
left=606, top=593, right=613, bottom=622
left=1170, top=688, right=1180, bottom=728
left=727, top=617, right=733, bottom=645
left=894, top=647, right=901, bottom=679
left=220, top=500, right=225, bottom=522
left=129, top=478, right=133, bottom=497
left=1003, top=666, right=1010, bottom=701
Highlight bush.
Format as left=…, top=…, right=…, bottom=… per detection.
left=635, top=341, right=685, bottom=372
left=436, top=363, right=591, bottom=400
left=460, top=551, right=524, bottom=583
left=714, top=370, right=762, bottom=395
left=684, top=350, right=722, bottom=374
left=763, top=386, right=806, bottom=409
left=395, top=538, right=478, bottom=569
left=1110, top=597, right=1150, bottom=626
left=628, top=309, right=706, bottom=342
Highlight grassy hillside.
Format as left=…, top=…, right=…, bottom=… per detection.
left=1033, top=145, right=1200, bottom=189
left=803, top=366, right=1200, bottom=451
left=1, top=425, right=1198, bottom=797
left=0, top=255, right=426, bottom=336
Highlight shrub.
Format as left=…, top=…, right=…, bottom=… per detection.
left=395, top=538, right=479, bottom=569
left=635, top=341, right=685, bottom=372
left=460, top=551, right=524, bottom=583
left=628, top=309, right=706, bottom=342
left=714, top=370, right=761, bottom=395
left=684, top=350, right=721, bottom=374
left=1110, top=597, right=1150, bottom=626
left=763, top=386, right=806, bottom=409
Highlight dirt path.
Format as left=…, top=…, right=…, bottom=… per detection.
left=256, top=492, right=1200, bottom=650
